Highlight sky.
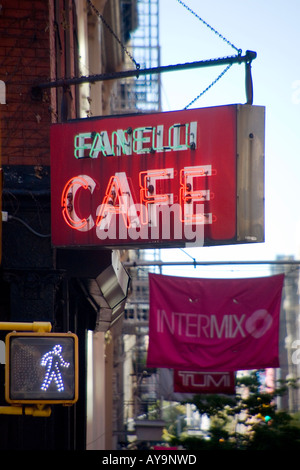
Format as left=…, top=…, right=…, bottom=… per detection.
left=156, top=0, right=300, bottom=276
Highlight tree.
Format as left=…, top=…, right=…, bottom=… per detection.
left=168, top=370, right=300, bottom=450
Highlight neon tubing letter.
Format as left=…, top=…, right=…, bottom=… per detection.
left=96, top=172, right=140, bottom=230
left=139, top=168, right=174, bottom=226
left=180, top=165, right=212, bottom=224
left=61, top=175, right=95, bottom=231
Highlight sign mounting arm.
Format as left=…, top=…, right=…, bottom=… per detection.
left=31, top=51, right=257, bottom=106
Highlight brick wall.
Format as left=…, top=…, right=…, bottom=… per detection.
left=0, top=0, right=52, bottom=166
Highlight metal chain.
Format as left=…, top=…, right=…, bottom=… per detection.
left=184, top=63, right=233, bottom=109
left=176, top=0, right=242, bottom=54
left=175, top=0, right=242, bottom=106
left=86, top=0, right=140, bottom=71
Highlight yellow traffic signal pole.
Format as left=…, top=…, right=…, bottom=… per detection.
left=0, top=321, right=52, bottom=333
left=0, top=321, right=52, bottom=417
left=0, top=405, right=52, bottom=417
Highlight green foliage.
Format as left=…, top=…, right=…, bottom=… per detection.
left=191, top=393, right=237, bottom=417
left=247, top=410, right=300, bottom=450
left=172, top=370, right=300, bottom=450
left=162, top=403, right=187, bottom=438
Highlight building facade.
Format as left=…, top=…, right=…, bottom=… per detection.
left=0, top=0, right=138, bottom=450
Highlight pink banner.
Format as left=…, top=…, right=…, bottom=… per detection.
left=159, top=369, right=235, bottom=400
left=147, top=273, right=284, bottom=371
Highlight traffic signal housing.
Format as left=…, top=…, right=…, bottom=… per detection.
left=5, top=331, right=78, bottom=405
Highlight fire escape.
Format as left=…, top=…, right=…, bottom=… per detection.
left=111, top=0, right=161, bottom=114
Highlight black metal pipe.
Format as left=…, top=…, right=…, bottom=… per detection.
left=123, top=259, right=300, bottom=267
left=32, top=51, right=257, bottom=93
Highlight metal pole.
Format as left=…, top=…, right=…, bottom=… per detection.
left=0, top=405, right=52, bottom=417
left=32, top=51, right=256, bottom=93
left=0, top=321, right=52, bottom=332
left=123, top=260, right=300, bottom=268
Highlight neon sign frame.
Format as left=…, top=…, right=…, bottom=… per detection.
left=50, top=104, right=265, bottom=248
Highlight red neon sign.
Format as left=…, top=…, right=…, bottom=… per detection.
left=61, top=175, right=96, bottom=231
left=50, top=105, right=265, bottom=248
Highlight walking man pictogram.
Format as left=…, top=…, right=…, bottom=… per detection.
left=40, top=344, right=70, bottom=392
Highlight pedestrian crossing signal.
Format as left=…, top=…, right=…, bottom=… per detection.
left=5, top=332, right=78, bottom=405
